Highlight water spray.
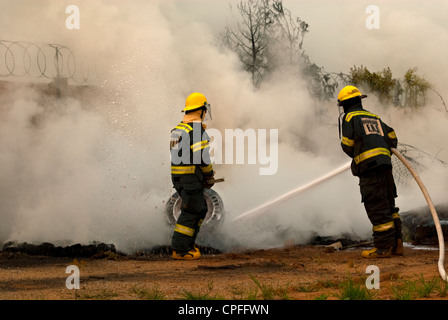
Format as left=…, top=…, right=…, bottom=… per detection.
left=391, top=148, right=447, bottom=282
left=230, top=147, right=447, bottom=282
left=232, top=161, right=352, bottom=222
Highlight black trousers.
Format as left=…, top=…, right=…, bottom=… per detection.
left=359, top=165, right=402, bottom=249
left=171, top=175, right=207, bottom=253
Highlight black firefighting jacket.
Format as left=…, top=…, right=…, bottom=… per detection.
left=341, top=104, right=398, bottom=176
left=169, top=121, right=214, bottom=179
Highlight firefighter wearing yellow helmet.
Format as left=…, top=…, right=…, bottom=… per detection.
left=338, top=85, right=403, bottom=258
left=169, top=92, right=215, bottom=260
left=183, top=92, right=212, bottom=116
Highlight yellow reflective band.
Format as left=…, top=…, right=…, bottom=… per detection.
left=175, top=123, right=193, bottom=133
left=388, top=131, right=397, bottom=139
left=354, top=147, right=390, bottom=164
left=191, top=140, right=209, bottom=153
left=392, top=212, right=400, bottom=219
left=171, top=166, right=196, bottom=174
left=372, top=221, right=394, bottom=232
left=174, top=224, right=195, bottom=237
left=342, top=136, right=355, bottom=147
left=345, top=111, right=380, bottom=122
left=200, top=164, right=213, bottom=173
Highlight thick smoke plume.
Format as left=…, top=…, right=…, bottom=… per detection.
left=0, top=0, right=447, bottom=253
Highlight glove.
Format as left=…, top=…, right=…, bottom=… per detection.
left=204, top=174, right=215, bottom=189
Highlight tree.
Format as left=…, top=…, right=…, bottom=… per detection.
left=402, top=67, right=431, bottom=109
left=269, top=0, right=308, bottom=67
left=220, top=1, right=442, bottom=109
left=349, top=65, right=432, bottom=108
left=301, top=62, right=339, bottom=102
left=220, top=0, right=344, bottom=101
left=221, top=0, right=275, bottom=87
left=350, top=65, right=401, bottom=105
left=220, top=0, right=313, bottom=87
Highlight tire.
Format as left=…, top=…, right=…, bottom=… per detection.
left=165, top=188, right=225, bottom=228
left=165, top=188, right=225, bottom=248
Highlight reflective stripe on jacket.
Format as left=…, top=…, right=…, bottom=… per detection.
left=170, top=121, right=214, bottom=177
left=341, top=107, right=398, bottom=176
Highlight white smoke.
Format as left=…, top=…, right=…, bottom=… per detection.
left=0, top=0, right=447, bottom=253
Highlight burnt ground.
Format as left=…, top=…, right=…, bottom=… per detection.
left=0, top=241, right=447, bottom=303
left=2, top=205, right=448, bottom=303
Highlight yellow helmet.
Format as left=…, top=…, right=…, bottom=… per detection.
left=337, top=85, right=367, bottom=106
left=182, top=92, right=208, bottom=113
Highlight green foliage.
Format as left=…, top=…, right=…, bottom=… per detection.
left=220, top=0, right=354, bottom=101
left=249, top=273, right=278, bottom=300
left=391, top=274, right=439, bottom=300
left=350, top=65, right=432, bottom=108
left=335, top=277, right=376, bottom=300
left=302, top=63, right=348, bottom=101
left=131, top=285, right=166, bottom=300
left=221, top=0, right=437, bottom=108
left=403, top=67, right=431, bottom=108
left=248, top=273, right=290, bottom=300
left=350, top=65, right=401, bottom=105
left=295, top=282, right=318, bottom=293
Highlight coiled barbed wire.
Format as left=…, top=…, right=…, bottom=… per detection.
left=0, top=40, right=97, bottom=84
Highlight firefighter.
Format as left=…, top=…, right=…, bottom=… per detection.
left=338, top=85, right=403, bottom=258
left=169, top=92, right=215, bottom=260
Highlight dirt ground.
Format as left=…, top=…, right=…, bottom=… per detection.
left=0, top=242, right=447, bottom=301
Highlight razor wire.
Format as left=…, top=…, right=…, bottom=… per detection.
left=0, top=40, right=97, bottom=84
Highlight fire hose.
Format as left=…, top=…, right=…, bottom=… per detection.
left=230, top=147, right=447, bottom=281
left=391, top=147, right=447, bottom=282
left=232, top=161, right=352, bottom=222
